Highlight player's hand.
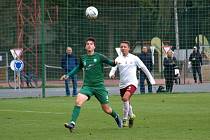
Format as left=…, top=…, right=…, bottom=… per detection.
left=60, top=75, right=69, bottom=80
left=110, top=75, right=115, bottom=79
left=115, top=60, right=121, bottom=64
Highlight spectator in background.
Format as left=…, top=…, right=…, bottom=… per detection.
left=61, top=47, right=78, bottom=96
left=163, top=50, right=177, bottom=93
left=189, top=46, right=203, bottom=83
left=138, top=46, right=153, bottom=94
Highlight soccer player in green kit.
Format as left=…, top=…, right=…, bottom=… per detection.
left=60, top=37, right=122, bottom=132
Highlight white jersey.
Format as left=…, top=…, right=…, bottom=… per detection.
left=109, top=53, right=155, bottom=89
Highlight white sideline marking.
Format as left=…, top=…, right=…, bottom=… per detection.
left=0, top=109, right=65, bottom=115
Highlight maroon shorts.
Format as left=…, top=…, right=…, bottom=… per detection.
left=120, top=85, right=137, bottom=97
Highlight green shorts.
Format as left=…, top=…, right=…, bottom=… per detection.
left=79, top=85, right=109, bottom=104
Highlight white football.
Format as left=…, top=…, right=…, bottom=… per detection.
left=85, top=6, right=98, bottom=19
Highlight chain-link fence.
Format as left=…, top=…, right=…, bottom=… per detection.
left=0, top=0, right=210, bottom=93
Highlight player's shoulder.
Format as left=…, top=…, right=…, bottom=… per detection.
left=129, top=53, right=139, bottom=59
left=115, top=55, right=121, bottom=59
left=130, top=54, right=143, bottom=64
left=95, top=52, right=108, bottom=59
left=94, top=52, right=102, bottom=56
left=80, top=54, right=90, bottom=61
left=128, top=53, right=136, bottom=57
left=80, top=54, right=87, bottom=58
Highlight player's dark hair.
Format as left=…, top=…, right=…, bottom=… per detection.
left=120, top=41, right=130, bottom=47
left=85, top=37, right=96, bottom=46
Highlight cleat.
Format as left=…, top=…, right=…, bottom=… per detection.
left=64, top=122, right=75, bottom=132
left=123, top=119, right=129, bottom=127
left=129, top=114, right=136, bottom=128
left=115, top=114, right=122, bottom=128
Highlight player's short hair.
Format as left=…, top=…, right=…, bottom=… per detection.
left=120, top=41, right=130, bottom=47
left=85, top=37, right=96, bottom=46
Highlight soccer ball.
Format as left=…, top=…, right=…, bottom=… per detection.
left=85, top=6, right=98, bottom=19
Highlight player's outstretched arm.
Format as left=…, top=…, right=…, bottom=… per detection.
left=60, top=58, right=83, bottom=80
left=60, top=65, right=80, bottom=81
left=136, top=56, right=155, bottom=85
left=100, top=53, right=116, bottom=67
left=109, top=65, right=117, bottom=79
left=60, top=75, right=69, bottom=80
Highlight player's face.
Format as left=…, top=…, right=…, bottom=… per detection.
left=85, top=41, right=95, bottom=53
left=120, top=43, right=130, bottom=56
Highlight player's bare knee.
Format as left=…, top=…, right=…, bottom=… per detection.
left=75, top=99, right=82, bottom=106
left=101, top=104, right=112, bottom=114
left=122, top=96, right=129, bottom=102
left=75, top=93, right=88, bottom=106
left=103, top=108, right=109, bottom=114
left=122, top=92, right=131, bottom=101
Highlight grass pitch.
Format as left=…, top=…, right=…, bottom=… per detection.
left=0, top=93, right=210, bottom=140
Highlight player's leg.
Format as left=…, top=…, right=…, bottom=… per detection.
left=94, top=87, right=122, bottom=128
left=122, top=96, right=129, bottom=127
left=120, top=88, right=129, bottom=127
left=101, top=104, right=122, bottom=128
left=64, top=86, right=92, bottom=132
left=121, top=85, right=136, bottom=127
left=128, top=104, right=136, bottom=128
left=64, top=93, right=88, bottom=132
left=128, top=104, right=134, bottom=117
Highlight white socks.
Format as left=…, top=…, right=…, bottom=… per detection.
left=128, top=104, right=134, bottom=117
left=123, top=101, right=134, bottom=120
left=123, top=101, right=129, bottom=120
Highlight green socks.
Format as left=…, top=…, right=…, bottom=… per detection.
left=70, top=106, right=81, bottom=123
left=69, top=106, right=118, bottom=124
left=110, top=109, right=118, bottom=118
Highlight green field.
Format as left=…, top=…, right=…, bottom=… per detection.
left=0, top=93, right=210, bottom=140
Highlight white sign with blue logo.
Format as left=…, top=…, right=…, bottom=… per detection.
left=10, top=60, right=24, bottom=71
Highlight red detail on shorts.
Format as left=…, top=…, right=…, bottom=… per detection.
left=120, top=85, right=137, bottom=97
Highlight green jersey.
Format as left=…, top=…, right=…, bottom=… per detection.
left=67, top=52, right=115, bottom=87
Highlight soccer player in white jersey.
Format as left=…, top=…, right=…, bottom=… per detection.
left=109, top=41, right=155, bottom=127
